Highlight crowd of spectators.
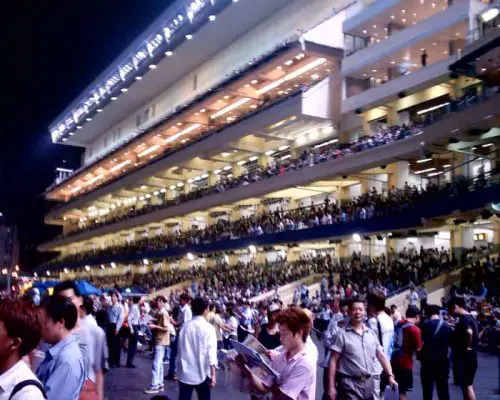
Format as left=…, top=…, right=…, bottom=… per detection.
left=43, top=179, right=464, bottom=269
left=61, top=123, right=422, bottom=238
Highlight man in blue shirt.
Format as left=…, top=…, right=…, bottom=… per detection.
left=106, top=291, right=124, bottom=368
left=36, top=295, right=85, bottom=400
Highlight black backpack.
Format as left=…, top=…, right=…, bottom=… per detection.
left=9, top=380, right=47, bottom=400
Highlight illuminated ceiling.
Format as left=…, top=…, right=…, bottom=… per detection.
left=46, top=41, right=340, bottom=202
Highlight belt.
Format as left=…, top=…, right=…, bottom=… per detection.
left=338, top=372, right=372, bottom=381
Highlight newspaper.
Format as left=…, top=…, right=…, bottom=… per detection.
left=225, top=335, right=280, bottom=393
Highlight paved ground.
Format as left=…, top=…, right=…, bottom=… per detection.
left=105, top=343, right=499, bottom=400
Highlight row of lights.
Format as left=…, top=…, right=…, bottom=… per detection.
left=55, top=0, right=235, bottom=142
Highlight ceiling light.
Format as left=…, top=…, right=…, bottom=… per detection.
left=237, top=160, right=246, bottom=166
left=214, top=169, right=222, bottom=174
left=284, top=60, right=293, bottom=66
left=249, top=156, right=258, bottom=162
left=373, top=24, right=377, bottom=28
left=110, top=159, right=132, bottom=172
left=362, top=29, right=367, bottom=34
left=223, top=165, right=232, bottom=171
left=250, top=104, right=258, bottom=109
left=311, top=73, right=320, bottom=80
left=372, top=69, right=377, bottom=73
left=138, top=144, right=161, bottom=157
left=165, top=51, right=173, bottom=56
left=69, top=132, right=75, bottom=136
left=258, top=58, right=327, bottom=94
left=86, top=174, right=103, bottom=185
left=210, top=98, right=250, bottom=119
left=139, top=196, right=145, bottom=201
left=416, top=102, right=450, bottom=115
left=416, top=158, right=432, bottom=164
left=481, top=68, right=487, bottom=72
left=391, top=15, right=395, bottom=19
left=86, top=117, right=92, bottom=122
left=221, top=152, right=231, bottom=157
left=160, top=188, right=167, bottom=193
left=96, top=108, right=103, bottom=113
left=428, top=171, right=443, bottom=177
left=415, top=167, right=436, bottom=174
left=352, top=233, right=361, bottom=243
left=281, top=155, right=291, bottom=160
left=209, top=15, right=216, bottom=21
left=201, top=173, right=209, bottom=179
left=265, top=150, right=275, bottom=156
left=248, top=245, right=257, bottom=254
left=145, top=194, right=151, bottom=199
left=153, top=191, right=159, bottom=196
left=149, top=64, right=157, bottom=69
left=443, top=164, right=451, bottom=168
left=482, top=143, right=494, bottom=147
left=187, top=253, right=195, bottom=261
left=481, top=7, right=499, bottom=22
left=135, top=76, right=142, bottom=80
left=164, top=123, right=201, bottom=145
left=143, top=258, right=149, bottom=265
left=121, top=88, right=128, bottom=93
left=390, top=61, right=396, bottom=64
left=278, top=145, right=289, bottom=151
left=431, top=2, right=436, bottom=7
left=169, top=185, right=176, bottom=190
left=187, top=178, right=194, bottom=184
left=111, top=96, right=118, bottom=101
left=177, top=182, right=184, bottom=187
left=85, top=265, right=91, bottom=271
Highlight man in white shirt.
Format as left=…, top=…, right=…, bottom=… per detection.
left=367, top=293, right=395, bottom=400
left=0, top=298, right=46, bottom=400
left=167, top=294, right=192, bottom=380
left=177, top=298, right=217, bottom=400
left=407, top=287, right=419, bottom=307
left=126, top=297, right=141, bottom=368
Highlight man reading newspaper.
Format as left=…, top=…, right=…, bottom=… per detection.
left=235, top=307, right=317, bottom=400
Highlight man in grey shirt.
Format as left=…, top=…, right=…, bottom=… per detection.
left=328, top=299, right=397, bottom=400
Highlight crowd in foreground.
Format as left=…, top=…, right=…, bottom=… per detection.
left=45, top=175, right=480, bottom=269
left=61, top=123, right=423, bottom=239
left=1, top=253, right=498, bottom=400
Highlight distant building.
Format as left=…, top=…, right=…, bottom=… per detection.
left=0, top=215, right=19, bottom=272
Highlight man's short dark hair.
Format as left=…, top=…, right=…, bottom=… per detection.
left=406, top=305, right=420, bottom=318
left=447, top=296, right=466, bottom=309
left=348, top=298, right=365, bottom=311
left=180, top=293, right=191, bottom=302
left=82, top=297, right=94, bottom=315
left=53, top=280, right=81, bottom=297
left=426, top=305, right=441, bottom=317
left=156, top=295, right=167, bottom=303
left=191, top=297, right=209, bottom=316
left=367, top=293, right=386, bottom=312
left=0, top=298, right=42, bottom=357
left=42, top=295, right=78, bottom=330
left=132, top=296, right=141, bottom=304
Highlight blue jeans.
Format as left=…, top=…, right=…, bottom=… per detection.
left=168, top=335, right=178, bottom=377
left=151, top=344, right=167, bottom=387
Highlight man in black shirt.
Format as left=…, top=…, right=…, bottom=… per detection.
left=448, top=297, right=479, bottom=400
left=419, top=305, right=453, bottom=400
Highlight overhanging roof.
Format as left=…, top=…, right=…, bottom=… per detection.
left=45, top=40, right=342, bottom=202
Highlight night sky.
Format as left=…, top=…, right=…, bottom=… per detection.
left=0, top=0, right=174, bottom=268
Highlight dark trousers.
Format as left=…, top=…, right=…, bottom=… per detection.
left=178, top=378, right=211, bottom=400
left=168, top=335, right=178, bottom=377
left=107, top=323, right=121, bottom=367
left=126, top=325, right=139, bottom=366
left=421, top=362, right=450, bottom=400
left=322, top=364, right=330, bottom=400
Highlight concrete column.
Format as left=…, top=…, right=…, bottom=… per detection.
left=338, top=240, right=350, bottom=265
left=290, top=142, right=299, bottom=159
left=452, top=153, right=467, bottom=181
left=208, top=172, right=218, bottom=186
left=232, top=163, right=243, bottom=178
left=387, top=161, right=409, bottom=190
left=362, top=113, right=371, bottom=135
left=386, top=105, right=399, bottom=126
left=451, top=226, right=474, bottom=260
left=287, top=249, right=300, bottom=263
left=493, top=221, right=500, bottom=253
left=360, top=178, right=370, bottom=195
left=337, top=185, right=343, bottom=207
left=258, top=155, right=269, bottom=169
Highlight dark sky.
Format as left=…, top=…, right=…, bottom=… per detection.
left=0, top=0, right=174, bottom=268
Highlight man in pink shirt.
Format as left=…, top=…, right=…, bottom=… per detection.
left=237, top=306, right=316, bottom=400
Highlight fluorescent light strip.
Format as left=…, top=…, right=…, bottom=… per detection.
left=314, top=138, right=339, bottom=149
left=428, top=171, right=444, bottom=177
left=210, top=98, right=251, bottom=119
left=281, top=155, right=291, bottom=160
left=482, top=143, right=494, bottom=148
left=417, top=102, right=450, bottom=115
left=110, top=159, right=132, bottom=172
left=164, top=123, right=201, bottom=145
left=415, top=167, right=436, bottom=174
left=86, top=174, right=103, bottom=185
left=416, top=158, right=432, bottom=164
left=258, top=57, right=327, bottom=95
left=138, top=144, right=161, bottom=158
left=70, top=186, right=81, bottom=194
